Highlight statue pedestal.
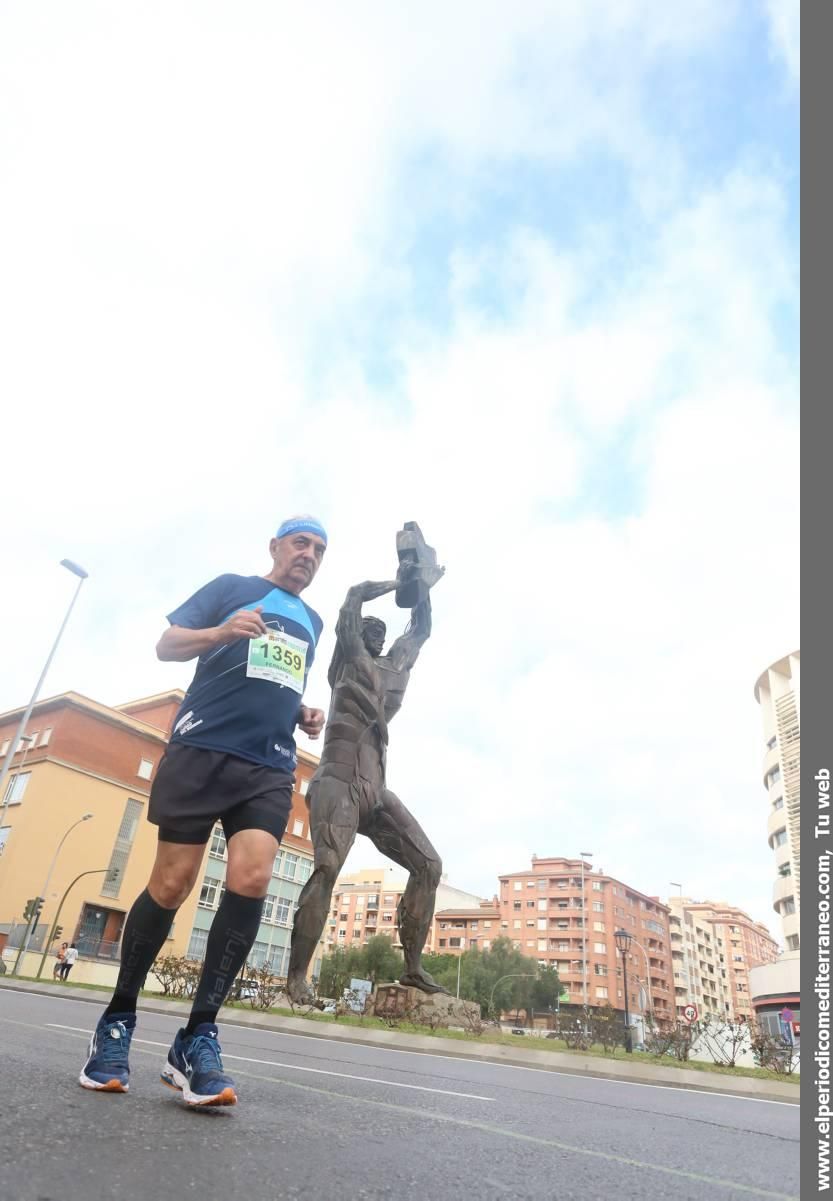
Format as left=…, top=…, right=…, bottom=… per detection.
left=373, top=983, right=481, bottom=1028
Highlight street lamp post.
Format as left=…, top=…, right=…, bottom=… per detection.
left=615, top=928, right=634, bottom=1053
left=13, top=813, right=93, bottom=975
left=670, top=881, right=683, bottom=897
left=0, top=560, right=89, bottom=833
left=488, top=973, right=536, bottom=1021
left=579, top=851, right=592, bottom=1024
left=36, top=867, right=108, bottom=979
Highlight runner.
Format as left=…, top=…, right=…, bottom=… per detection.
left=79, top=516, right=327, bottom=1106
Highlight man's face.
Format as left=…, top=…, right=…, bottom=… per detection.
left=269, top=532, right=326, bottom=594
left=362, top=618, right=386, bottom=657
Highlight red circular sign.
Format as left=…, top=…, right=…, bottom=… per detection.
left=682, top=1003, right=698, bottom=1025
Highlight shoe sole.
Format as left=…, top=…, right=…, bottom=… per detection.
left=160, top=1065, right=237, bottom=1107
left=79, top=1070, right=128, bottom=1092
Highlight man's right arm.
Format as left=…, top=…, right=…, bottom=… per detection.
left=156, top=607, right=268, bottom=662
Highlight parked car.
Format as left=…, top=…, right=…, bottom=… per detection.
left=510, top=1028, right=526, bottom=1036
left=230, top=978, right=260, bottom=1001
left=321, top=1002, right=337, bottom=1014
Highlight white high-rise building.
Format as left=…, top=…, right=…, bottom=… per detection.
left=749, top=651, right=800, bottom=1037
left=754, top=650, right=800, bottom=950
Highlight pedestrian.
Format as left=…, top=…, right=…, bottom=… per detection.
left=79, top=516, right=327, bottom=1106
left=60, top=944, right=78, bottom=980
left=53, top=942, right=68, bottom=980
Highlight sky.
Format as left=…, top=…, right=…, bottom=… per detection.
left=0, top=2, right=799, bottom=937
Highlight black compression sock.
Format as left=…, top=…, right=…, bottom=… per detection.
left=104, top=889, right=178, bottom=1018
left=185, top=890, right=265, bottom=1035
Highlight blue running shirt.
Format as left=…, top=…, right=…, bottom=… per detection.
left=167, top=574, right=323, bottom=772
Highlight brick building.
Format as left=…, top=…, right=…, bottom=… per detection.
left=433, top=898, right=502, bottom=952
left=0, top=690, right=321, bottom=983
left=498, top=856, right=674, bottom=1026
left=328, top=866, right=484, bottom=955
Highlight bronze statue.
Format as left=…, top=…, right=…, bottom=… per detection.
left=287, top=524, right=448, bottom=1004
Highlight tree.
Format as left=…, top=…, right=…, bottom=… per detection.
left=363, top=935, right=404, bottom=986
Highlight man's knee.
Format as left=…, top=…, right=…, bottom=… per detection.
left=425, top=855, right=442, bottom=890
left=149, top=848, right=203, bottom=908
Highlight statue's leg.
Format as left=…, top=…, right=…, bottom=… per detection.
left=367, top=789, right=448, bottom=995
left=286, top=776, right=358, bottom=1004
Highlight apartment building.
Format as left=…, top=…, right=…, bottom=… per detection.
left=498, top=856, right=674, bottom=1025
left=328, top=866, right=484, bottom=955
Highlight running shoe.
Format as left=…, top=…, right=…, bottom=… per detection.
left=79, top=1013, right=135, bottom=1092
left=160, top=1023, right=237, bottom=1107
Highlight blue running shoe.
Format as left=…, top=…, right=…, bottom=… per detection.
left=160, top=1023, right=237, bottom=1107
left=79, top=1013, right=135, bottom=1092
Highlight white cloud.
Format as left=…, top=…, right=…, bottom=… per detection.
left=765, top=0, right=800, bottom=84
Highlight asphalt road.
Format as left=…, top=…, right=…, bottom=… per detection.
left=0, top=987, right=799, bottom=1201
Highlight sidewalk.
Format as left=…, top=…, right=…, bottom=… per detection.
left=0, top=975, right=800, bottom=1103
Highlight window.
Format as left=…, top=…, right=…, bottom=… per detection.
left=537, top=919, right=547, bottom=930
left=527, top=881, right=535, bottom=889
left=102, top=798, right=143, bottom=897
left=513, top=901, right=522, bottom=911
left=595, top=987, right=608, bottom=999
left=771, top=829, right=788, bottom=848
left=592, top=881, right=603, bottom=891
left=3, top=772, right=31, bottom=804
left=538, top=899, right=547, bottom=911
left=537, top=939, right=547, bottom=951
left=137, top=758, right=154, bottom=780
left=772, top=796, right=784, bottom=810
left=338, top=928, right=346, bottom=940
left=526, top=940, right=535, bottom=948
left=594, top=942, right=606, bottom=954
left=593, top=922, right=605, bottom=933
left=39, top=728, right=53, bottom=747
left=483, top=921, right=492, bottom=929
left=786, top=934, right=800, bottom=950
left=449, top=937, right=462, bottom=948
left=781, top=898, right=796, bottom=915
left=187, top=928, right=209, bottom=960
left=778, top=863, right=792, bottom=877
left=593, top=902, right=604, bottom=912
left=299, top=777, right=309, bottom=795
left=0, top=826, right=9, bottom=856
left=514, top=882, right=522, bottom=891
left=526, top=901, right=536, bottom=909
left=199, top=878, right=221, bottom=908
left=439, top=939, right=447, bottom=947
left=28, top=732, right=38, bottom=746
left=594, top=964, right=608, bottom=976
left=513, top=920, right=521, bottom=929
left=292, top=819, right=305, bottom=837
left=283, top=852, right=299, bottom=879
left=482, top=940, right=491, bottom=950
left=766, top=766, right=782, bottom=789
left=766, top=735, right=777, bottom=750
left=0, top=740, right=9, bottom=756
left=526, top=919, right=535, bottom=928
left=299, top=858, right=311, bottom=884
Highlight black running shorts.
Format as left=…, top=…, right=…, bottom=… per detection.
left=148, top=742, right=294, bottom=845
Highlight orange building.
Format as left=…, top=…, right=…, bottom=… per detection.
left=0, top=690, right=320, bottom=983
left=498, top=856, right=674, bottom=1026
left=328, top=866, right=484, bottom=955
left=433, top=899, right=502, bottom=952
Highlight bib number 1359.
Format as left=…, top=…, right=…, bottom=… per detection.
left=246, top=631, right=307, bottom=693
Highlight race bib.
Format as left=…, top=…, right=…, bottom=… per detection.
left=246, top=630, right=307, bottom=693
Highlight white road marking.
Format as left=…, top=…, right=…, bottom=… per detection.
left=0, top=990, right=796, bottom=1108
left=46, top=1024, right=494, bottom=1101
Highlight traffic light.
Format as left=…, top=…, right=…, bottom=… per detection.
left=53, top=926, right=63, bottom=941
left=23, top=897, right=44, bottom=923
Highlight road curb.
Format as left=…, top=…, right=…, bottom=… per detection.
left=0, top=976, right=800, bottom=1103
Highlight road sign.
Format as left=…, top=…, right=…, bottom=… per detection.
left=780, top=1006, right=795, bottom=1024
left=682, top=1003, right=698, bottom=1025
